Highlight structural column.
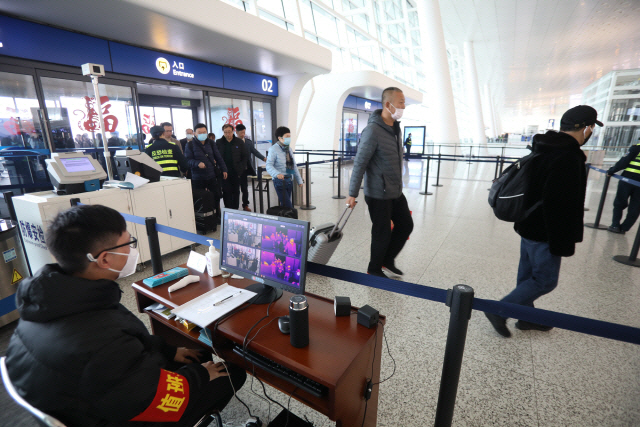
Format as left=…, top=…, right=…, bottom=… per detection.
left=484, top=84, right=497, bottom=139
left=415, top=0, right=459, bottom=146
left=464, top=41, right=486, bottom=145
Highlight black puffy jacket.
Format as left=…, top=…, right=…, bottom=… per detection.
left=5, top=264, right=210, bottom=426
left=514, top=131, right=587, bottom=257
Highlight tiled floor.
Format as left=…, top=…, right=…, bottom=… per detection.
left=1, top=154, right=639, bottom=426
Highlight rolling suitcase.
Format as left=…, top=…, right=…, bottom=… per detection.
left=193, top=189, right=217, bottom=233
left=307, top=205, right=354, bottom=264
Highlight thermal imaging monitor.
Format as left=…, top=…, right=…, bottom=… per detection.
left=220, top=208, right=310, bottom=304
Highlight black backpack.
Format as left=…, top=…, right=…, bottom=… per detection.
left=488, top=152, right=542, bottom=222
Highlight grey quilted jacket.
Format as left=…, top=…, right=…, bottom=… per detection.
left=349, top=110, right=403, bottom=200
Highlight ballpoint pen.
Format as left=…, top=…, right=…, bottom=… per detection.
left=213, top=291, right=242, bottom=306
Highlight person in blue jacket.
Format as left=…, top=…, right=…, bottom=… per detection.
left=265, top=126, right=303, bottom=208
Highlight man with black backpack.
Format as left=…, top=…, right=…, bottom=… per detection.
left=485, top=105, right=602, bottom=338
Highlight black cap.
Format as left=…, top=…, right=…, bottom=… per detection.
left=560, top=105, right=603, bottom=129
left=149, top=125, right=164, bottom=137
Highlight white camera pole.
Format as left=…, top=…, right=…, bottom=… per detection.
left=90, top=74, right=114, bottom=181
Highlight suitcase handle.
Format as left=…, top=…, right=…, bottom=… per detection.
left=329, top=204, right=354, bottom=239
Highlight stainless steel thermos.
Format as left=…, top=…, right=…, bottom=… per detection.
left=289, top=295, right=309, bottom=348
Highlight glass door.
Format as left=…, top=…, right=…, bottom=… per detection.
left=208, top=95, right=252, bottom=141
left=341, top=110, right=358, bottom=156
left=251, top=100, right=273, bottom=168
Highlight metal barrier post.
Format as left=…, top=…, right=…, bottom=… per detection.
left=433, top=152, right=443, bottom=187
left=257, top=166, right=265, bottom=214
left=330, top=150, right=337, bottom=178
left=3, top=191, right=17, bottom=221
left=434, top=284, right=474, bottom=427
left=300, top=152, right=316, bottom=210
left=494, top=156, right=500, bottom=180
left=499, top=156, right=505, bottom=175
left=420, top=156, right=433, bottom=196
left=584, top=174, right=611, bottom=230
left=332, top=157, right=346, bottom=199
left=613, top=220, right=640, bottom=267
left=145, top=217, right=163, bottom=274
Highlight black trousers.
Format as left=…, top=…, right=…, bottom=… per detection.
left=612, top=180, right=640, bottom=231
left=364, top=193, right=413, bottom=272
left=241, top=170, right=251, bottom=208
left=120, top=363, right=246, bottom=427
left=222, top=173, right=241, bottom=210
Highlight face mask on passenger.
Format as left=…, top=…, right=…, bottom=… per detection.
left=186, top=134, right=193, bottom=140
left=387, top=103, right=404, bottom=120
left=197, top=133, right=207, bottom=141
left=283, top=137, right=291, bottom=146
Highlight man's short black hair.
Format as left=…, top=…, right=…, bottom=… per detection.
left=222, top=124, right=234, bottom=131
left=194, top=123, right=207, bottom=132
left=208, top=133, right=216, bottom=140
left=236, top=124, right=246, bottom=132
left=161, top=122, right=173, bottom=129
left=382, top=87, right=403, bottom=104
left=45, top=205, right=127, bottom=274
left=275, top=126, right=290, bottom=140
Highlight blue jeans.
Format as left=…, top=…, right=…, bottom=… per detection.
left=501, top=237, right=561, bottom=310
left=273, top=176, right=293, bottom=208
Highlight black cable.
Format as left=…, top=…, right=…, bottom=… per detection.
left=284, top=387, right=298, bottom=427
left=373, top=321, right=396, bottom=386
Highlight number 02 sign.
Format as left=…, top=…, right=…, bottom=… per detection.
left=261, top=79, right=274, bottom=93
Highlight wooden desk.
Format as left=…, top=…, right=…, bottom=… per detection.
left=132, top=267, right=383, bottom=427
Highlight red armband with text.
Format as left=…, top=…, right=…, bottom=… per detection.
left=130, top=369, right=190, bottom=422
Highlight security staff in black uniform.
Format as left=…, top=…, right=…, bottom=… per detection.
left=608, top=138, right=640, bottom=234
left=145, top=125, right=202, bottom=177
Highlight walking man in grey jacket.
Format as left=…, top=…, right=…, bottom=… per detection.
left=346, top=87, right=414, bottom=278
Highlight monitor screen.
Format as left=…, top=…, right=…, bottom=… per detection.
left=220, top=208, right=309, bottom=298
left=59, top=157, right=96, bottom=173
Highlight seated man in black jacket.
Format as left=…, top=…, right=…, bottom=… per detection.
left=5, top=205, right=246, bottom=426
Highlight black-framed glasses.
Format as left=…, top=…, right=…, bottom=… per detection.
left=86, top=237, right=137, bottom=262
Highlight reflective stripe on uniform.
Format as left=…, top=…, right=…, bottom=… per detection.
left=162, top=166, right=179, bottom=172
left=624, top=148, right=640, bottom=175
left=156, top=160, right=178, bottom=165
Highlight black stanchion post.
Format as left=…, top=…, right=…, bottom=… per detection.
left=420, top=156, right=433, bottom=196
left=433, top=152, right=443, bottom=187
left=70, top=198, right=80, bottom=206
left=3, top=191, right=17, bottom=221
left=613, top=224, right=640, bottom=267
left=300, top=152, right=316, bottom=210
left=330, top=150, right=337, bottom=178
left=584, top=174, right=611, bottom=230
left=499, top=156, right=505, bottom=175
left=494, top=156, right=500, bottom=180
left=434, top=284, right=474, bottom=427
left=332, top=156, right=346, bottom=199
left=145, top=217, right=163, bottom=275
left=257, top=166, right=265, bottom=214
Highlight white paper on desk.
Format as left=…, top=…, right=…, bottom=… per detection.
left=187, top=251, right=207, bottom=273
left=124, top=172, right=149, bottom=188
left=171, top=283, right=256, bottom=328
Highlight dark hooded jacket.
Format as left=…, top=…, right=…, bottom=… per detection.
left=514, top=131, right=587, bottom=257
left=349, top=110, right=403, bottom=199
left=5, top=264, right=210, bottom=426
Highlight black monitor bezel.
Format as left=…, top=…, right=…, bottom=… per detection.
left=219, top=208, right=309, bottom=296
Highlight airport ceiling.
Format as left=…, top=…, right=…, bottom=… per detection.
left=438, top=0, right=640, bottom=119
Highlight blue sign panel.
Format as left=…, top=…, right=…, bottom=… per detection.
left=223, top=67, right=278, bottom=96
left=109, top=42, right=223, bottom=88
left=344, top=95, right=357, bottom=109
left=0, top=15, right=112, bottom=70
left=357, top=97, right=377, bottom=111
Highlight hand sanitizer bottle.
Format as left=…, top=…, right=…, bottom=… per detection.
left=206, top=240, right=221, bottom=277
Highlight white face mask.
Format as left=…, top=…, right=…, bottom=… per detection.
left=387, top=103, right=404, bottom=121
left=106, top=248, right=139, bottom=279
left=186, top=134, right=193, bottom=140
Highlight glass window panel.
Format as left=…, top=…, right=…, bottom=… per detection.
left=153, top=107, right=172, bottom=128
left=209, top=96, right=252, bottom=140
left=258, top=10, right=288, bottom=30
left=258, top=0, right=285, bottom=17
left=252, top=100, right=272, bottom=167
left=281, top=0, right=299, bottom=20
left=171, top=108, right=194, bottom=141
left=139, top=106, right=156, bottom=137
left=311, top=4, right=340, bottom=45
left=0, top=71, right=40, bottom=149
left=40, top=77, right=136, bottom=152
left=299, top=0, right=316, bottom=32
left=220, top=0, right=247, bottom=11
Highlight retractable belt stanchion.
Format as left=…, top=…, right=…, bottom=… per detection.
left=433, top=152, right=443, bottom=187
left=145, top=217, right=163, bottom=275
left=257, top=166, right=265, bottom=214
left=494, top=156, right=500, bottom=181
left=332, top=156, right=346, bottom=199
left=434, top=284, right=474, bottom=427
left=420, top=156, right=433, bottom=196
left=300, top=152, right=316, bottom=210
left=330, top=150, right=337, bottom=178
left=499, top=156, right=505, bottom=175
left=613, top=225, right=640, bottom=267
left=584, top=173, right=611, bottom=230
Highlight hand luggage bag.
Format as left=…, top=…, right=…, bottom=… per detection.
left=307, top=205, right=354, bottom=264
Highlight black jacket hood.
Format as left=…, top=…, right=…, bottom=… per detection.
left=369, top=109, right=401, bottom=136
left=532, top=130, right=584, bottom=156
left=16, top=264, right=122, bottom=323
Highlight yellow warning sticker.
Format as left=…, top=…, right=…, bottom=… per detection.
left=11, top=269, right=23, bottom=285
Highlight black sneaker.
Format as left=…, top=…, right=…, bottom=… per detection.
left=367, top=269, right=387, bottom=278
left=515, top=320, right=553, bottom=331
left=485, top=313, right=511, bottom=337
left=382, top=265, right=404, bottom=277
left=608, top=226, right=625, bottom=234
